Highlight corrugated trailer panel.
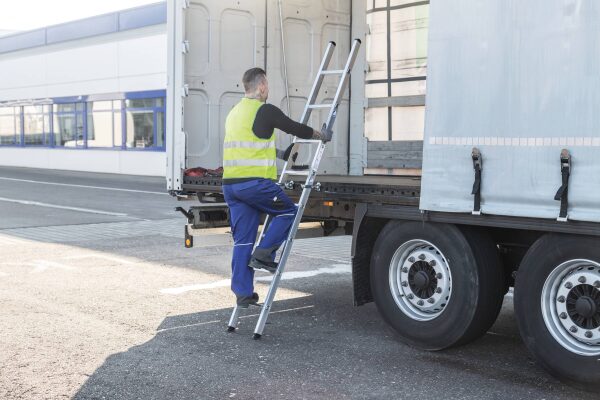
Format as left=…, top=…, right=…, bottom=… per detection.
left=420, top=0, right=600, bottom=223
left=177, top=0, right=351, bottom=177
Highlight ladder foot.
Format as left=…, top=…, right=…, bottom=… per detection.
left=253, top=333, right=262, bottom=340
left=227, top=326, right=236, bottom=333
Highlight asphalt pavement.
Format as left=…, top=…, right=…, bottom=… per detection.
left=0, top=167, right=596, bottom=400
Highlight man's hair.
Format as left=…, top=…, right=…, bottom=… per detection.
left=242, top=67, right=267, bottom=93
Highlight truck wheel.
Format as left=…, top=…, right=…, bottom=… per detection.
left=514, top=234, right=600, bottom=391
left=370, top=221, right=504, bottom=350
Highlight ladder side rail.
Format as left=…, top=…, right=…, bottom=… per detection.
left=298, top=41, right=337, bottom=125
left=253, top=146, right=325, bottom=336
left=323, top=39, right=362, bottom=131
left=277, top=42, right=336, bottom=183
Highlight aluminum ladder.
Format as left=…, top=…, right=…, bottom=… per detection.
left=227, top=38, right=362, bottom=339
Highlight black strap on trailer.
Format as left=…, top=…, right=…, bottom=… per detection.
left=554, top=149, right=571, bottom=222
left=471, top=147, right=482, bottom=215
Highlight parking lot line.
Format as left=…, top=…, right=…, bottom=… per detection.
left=0, top=196, right=129, bottom=217
left=160, top=265, right=351, bottom=295
left=0, top=176, right=168, bottom=195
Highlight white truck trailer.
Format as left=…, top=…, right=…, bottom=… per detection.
left=166, top=0, right=600, bottom=390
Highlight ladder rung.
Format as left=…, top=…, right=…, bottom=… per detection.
left=294, top=139, right=322, bottom=143
left=321, top=69, right=344, bottom=75
left=307, top=104, right=331, bottom=109
left=285, top=170, right=311, bottom=176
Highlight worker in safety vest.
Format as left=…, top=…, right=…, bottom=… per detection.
left=223, top=67, right=332, bottom=308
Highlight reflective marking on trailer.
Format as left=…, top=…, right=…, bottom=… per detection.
left=0, top=196, right=129, bottom=217
left=0, top=176, right=168, bottom=195
left=160, top=264, right=351, bottom=295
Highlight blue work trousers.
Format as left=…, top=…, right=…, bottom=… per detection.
left=223, top=178, right=297, bottom=297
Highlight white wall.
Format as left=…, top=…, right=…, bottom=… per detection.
left=0, top=147, right=165, bottom=176
left=0, top=24, right=167, bottom=176
left=0, top=24, right=166, bottom=100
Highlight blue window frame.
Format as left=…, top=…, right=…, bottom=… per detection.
left=0, top=90, right=165, bottom=151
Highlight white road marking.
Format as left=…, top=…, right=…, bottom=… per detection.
left=157, top=320, right=222, bottom=332
left=160, top=264, right=351, bottom=295
left=239, top=304, right=315, bottom=319
left=29, top=260, right=75, bottom=273
left=64, top=254, right=137, bottom=265
left=156, top=306, right=316, bottom=331
left=0, top=196, right=129, bottom=217
left=0, top=176, right=168, bottom=195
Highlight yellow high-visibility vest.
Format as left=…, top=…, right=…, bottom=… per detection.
left=223, top=98, right=277, bottom=180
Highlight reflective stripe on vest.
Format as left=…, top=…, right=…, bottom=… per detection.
left=223, top=98, right=277, bottom=180
left=223, top=159, right=276, bottom=167
left=223, top=141, right=273, bottom=150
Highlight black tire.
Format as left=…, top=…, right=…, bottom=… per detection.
left=514, top=234, right=600, bottom=391
left=370, top=221, right=505, bottom=350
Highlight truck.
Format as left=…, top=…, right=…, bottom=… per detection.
left=166, top=0, right=600, bottom=390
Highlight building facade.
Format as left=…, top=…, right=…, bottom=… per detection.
left=0, top=2, right=167, bottom=176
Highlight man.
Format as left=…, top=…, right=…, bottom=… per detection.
left=223, top=67, right=331, bottom=308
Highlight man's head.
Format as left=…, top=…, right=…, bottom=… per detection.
left=242, top=67, right=269, bottom=102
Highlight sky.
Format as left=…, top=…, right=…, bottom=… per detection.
left=0, top=0, right=159, bottom=33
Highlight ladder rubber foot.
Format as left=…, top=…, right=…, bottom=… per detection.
left=253, top=333, right=262, bottom=340
left=227, top=326, right=236, bottom=333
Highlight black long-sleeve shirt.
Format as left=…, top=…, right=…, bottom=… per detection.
left=252, top=103, right=313, bottom=139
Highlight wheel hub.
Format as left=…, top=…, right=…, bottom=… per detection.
left=409, top=262, right=438, bottom=298
left=573, top=295, right=597, bottom=320
left=543, top=260, right=600, bottom=355
left=389, top=240, right=452, bottom=322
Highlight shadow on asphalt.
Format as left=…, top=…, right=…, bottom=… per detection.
left=72, top=292, right=597, bottom=400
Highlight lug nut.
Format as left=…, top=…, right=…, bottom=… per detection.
left=565, top=282, right=573, bottom=289
left=570, top=326, right=578, bottom=333
left=585, top=331, right=593, bottom=339
left=578, top=276, right=587, bottom=284
left=436, top=273, right=443, bottom=280
left=401, top=281, right=408, bottom=287
left=593, top=281, right=600, bottom=288
left=417, top=300, right=424, bottom=306
left=418, top=254, right=426, bottom=261
left=408, top=257, right=415, bottom=263
left=401, top=267, right=408, bottom=273
left=435, top=287, right=442, bottom=294
left=427, top=298, right=435, bottom=304
left=560, top=312, right=568, bottom=319
left=407, top=294, right=414, bottom=300
left=430, top=260, right=437, bottom=266
left=557, top=296, right=565, bottom=303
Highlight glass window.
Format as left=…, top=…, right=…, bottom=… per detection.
left=126, top=110, right=155, bottom=148
left=23, top=105, right=50, bottom=146
left=114, top=109, right=123, bottom=147
left=0, top=106, right=21, bottom=145
left=53, top=103, right=84, bottom=147
left=126, top=98, right=164, bottom=108
left=124, top=96, right=165, bottom=149
left=87, top=100, right=122, bottom=148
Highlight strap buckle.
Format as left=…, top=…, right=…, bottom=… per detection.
left=554, top=149, right=571, bottom=222
left=471, top=147, right=482, bottom=215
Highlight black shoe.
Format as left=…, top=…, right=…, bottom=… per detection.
left=249, top=257, right=278, bottom=273
left=236, top=292, right=259, bottom=308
